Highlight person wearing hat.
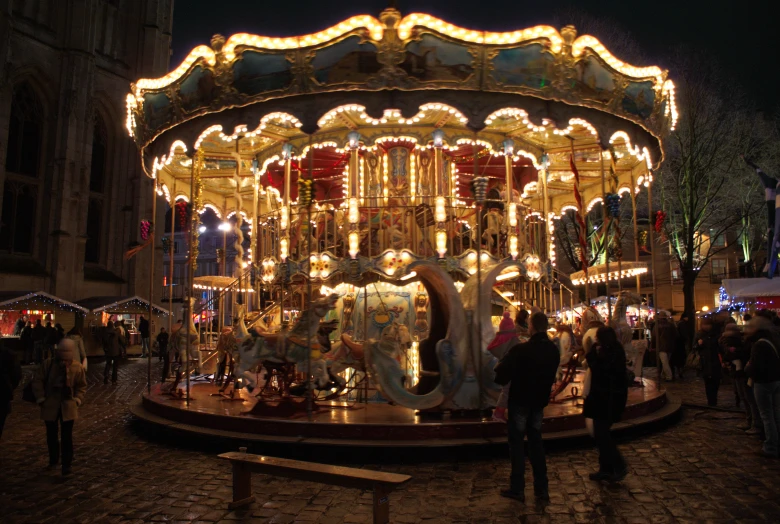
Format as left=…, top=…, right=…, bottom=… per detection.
left=32, top=338, right=87, bottom=476
left=489, top=312, right=521, bottom=422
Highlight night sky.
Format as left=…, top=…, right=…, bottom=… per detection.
left=172, top=0, right=779, bottom=113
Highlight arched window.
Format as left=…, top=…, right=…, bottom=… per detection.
left=1, top=82, right=43, bottom=254
left=5, top=82, right=42, bottom=177
left=90, top=115, right=108, bottom=192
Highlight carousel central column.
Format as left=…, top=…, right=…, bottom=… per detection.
left=347, top=131, right=361, bottom=258
left=280, top=143, right=293, bottom=262
left=433, top=130, right=447, bottom=258
left=504, top=139, right=518, bottom=260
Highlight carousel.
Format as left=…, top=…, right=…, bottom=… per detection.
left=129, top=8, right=678, bottom=445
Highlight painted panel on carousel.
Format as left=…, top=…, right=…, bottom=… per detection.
left=307, top=252, right=339, bottom=280
left=387, top=147, right=410, bottom=196
left=402, top=34, right=474, bottom=83
left=622, top=80, right=656, bottom=119
left=311, top=36, right=381, bottom=85
left=178, top=65, right=218, bottom=113
left=233, top=51, right=292, bottom=95
left=574, top=55, right=616, bottom=103
left=490, top=44, right=554, bottom=89
left=457, top=249, right=499, bottom=276
left=261, top=257, right=279, bottom=283
left=373, top=249, right=418, bottom=278
left=142, top=91, right=173, bottom=130
left=352, top=290, right=412, bottom=342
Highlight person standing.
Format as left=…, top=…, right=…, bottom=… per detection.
left=696, top=317, right=723, bottom=407
left=67, top=327, right=88, bottom=372
left=494, top=312, right=560, bottom=503
left=745, top=317, right=780, bottom=458
left=156, top=327, right=170, bottom=382
left=32, top=319, right=46, bottom=363
left=584, top=327, right=629, bottom=481
left=673, top=314, right=691, bottom=380
left=32, top=339, right=86, bottom=476
left=44, top=322, right=57, bottom=360
left=103, top=321, right=120, bottom=385
left=0, top=344, right=22, bottom=439
left=21, top=321, right=34, bottom=364
left=13, top=314, right=27, bottom=336
left=139, top=316, right=150, bottom=358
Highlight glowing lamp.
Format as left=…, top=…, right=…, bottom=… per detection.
left=348, top=198, right=359, bottom=224
left=347, top=131, right=361, bottom=149
left=435, top=230, right=447, bottom=258
left=218, top=222, right=231, bottom=232
left=432, top=129, right=445, bottom=148
left=507, top=204, right=517, bottom=227
left=281, top=143, right=293, bottom=159
left=348, top=231, right=360, bottom=258
left=503, top=138, right=514, bottom=156
left=198, top=225, right=207, bottom=233
left=279, top=238, right=289, bottom=261
left=509, top=235, right=519, bottom=260
left=280, top=205, right=289, bottom=230
left=435, top=196, right=446, bottom=223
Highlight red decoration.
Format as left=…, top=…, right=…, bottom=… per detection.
left=654, top=210, right=667, bottom=233
left=140, top=220, right=151, bottom=241
left=176, top=201, right=189, bottom=231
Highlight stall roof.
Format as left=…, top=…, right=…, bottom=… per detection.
left=76, top=296, right=170, bottom=315
left=723, top=278, right=780, bottom=299
left=0, top=291, right=89, bottom=313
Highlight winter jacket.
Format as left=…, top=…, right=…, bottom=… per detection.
left=156, top=332, right=169, bottom=352
left=32, top=358, right=87, bottom=422
left=67, top=335, right=87, bottom=367
left=697, top=330, right=722, bottom=379
left=583, top=342, right=628, bottom=422
left=103, top=327, right=120, bottom=357
left=139, top=318, right=150, bottom=338
left=747, top=330, right=780, bottom=384
left=494, top=332, right=560, bottom=409
left=656, top=318, right=677, bottom=354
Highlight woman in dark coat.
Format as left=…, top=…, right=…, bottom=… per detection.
left=695, top=317, right=723, bottom=406
left=584, top=326, right=629, bottom=482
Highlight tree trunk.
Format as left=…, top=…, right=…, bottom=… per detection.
left=682, top=270, right=697, bottom=319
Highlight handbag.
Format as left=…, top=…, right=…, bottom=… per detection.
left=21, top=360, right=51, bottom=403
left=685, top=350, right=701, bottom=370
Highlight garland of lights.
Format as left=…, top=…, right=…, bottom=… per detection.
left=0, top=293, right=87, bottom=313
left=190, top=149, right=204, bottom=273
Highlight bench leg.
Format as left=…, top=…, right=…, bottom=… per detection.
left=228, top=463, right=255, bottom=509
left=372, top=485, right=390, bottom=524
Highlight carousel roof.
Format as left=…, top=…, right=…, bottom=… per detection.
left=128, top=8, right=676, bottom=219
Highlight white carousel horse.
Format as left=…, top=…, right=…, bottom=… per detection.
left=609, top=291, right=644, bottom=379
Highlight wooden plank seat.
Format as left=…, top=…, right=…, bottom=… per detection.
left=219, top=451, right=411, bottom=524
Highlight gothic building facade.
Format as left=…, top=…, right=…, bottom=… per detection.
left=0, top=0, right=172, bottom=301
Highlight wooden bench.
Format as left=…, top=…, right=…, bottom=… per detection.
left=218, top=451, right=411, bottom=524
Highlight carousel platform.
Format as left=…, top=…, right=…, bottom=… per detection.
left=131, top=374, right=679, bottom=448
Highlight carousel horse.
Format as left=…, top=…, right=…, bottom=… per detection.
left=239, top=294, right=340, bottom=393
left=609, top=291, right=644, bottom=381
left=172, top=297, right=201, bottom=374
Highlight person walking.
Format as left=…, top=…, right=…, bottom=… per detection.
left=103, top=321, right=120, bottom=385
left=156, top=327, right=170, bottom=382
left=32, top=339, right=87, bottom=475
left=44, top=322, right=57, bottom=361
left=21, top=321, right=34, bottom=364
left=696, top=317, right=723, bottom=407
left=67, top=327, right=88, bottom=372
left=584, top=326, right=629, bottom=482
left=494, top=311, right=560, bottom=503
left=0, top=343, right=22, bottom=439
left=745, top=316, right=780, bottom=458
left=673, top=314, right=691, bottom=380
left=139, top=316, right=150, bottom=358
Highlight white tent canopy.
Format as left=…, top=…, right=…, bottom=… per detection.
left=722, top=278, right=780, bottom=299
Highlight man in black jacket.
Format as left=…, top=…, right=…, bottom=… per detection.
left=494, top=311, right=560, bottom=502
left=746, top=317, right=780, bottom=458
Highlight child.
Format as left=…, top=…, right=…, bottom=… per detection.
left=489, top=312, right=520, bottom=422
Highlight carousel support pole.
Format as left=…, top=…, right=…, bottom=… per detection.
left=186, top=155, right=196, bottom=405
left=148, top=177, right=157, bottom=394
left=601, top=150, right=612, bottom=323
left=647, top=170, right=661, bottom=381
left=168, top=182, right=176, bottom=349
left=253, top=170, right=260, bottom=311
left=306, top=135, right=314, bottom=421
left=474, top=131, right=484, bottom=410
left=630, top=172, right=641, bottom=293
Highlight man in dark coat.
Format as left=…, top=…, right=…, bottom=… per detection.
left=494, top=312, right=560, bottom=503
left=139, top=316, right=150, bottom=358
left=32, top=319, right=46, bottom=363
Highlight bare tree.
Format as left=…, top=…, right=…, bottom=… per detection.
left=656, top=51, right=779, bottom=318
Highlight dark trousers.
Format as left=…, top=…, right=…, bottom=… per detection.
left=45, top=416, right=74, bottom=468
left=0, top=401, right=9, bottom=440
left=592, top=418, right=626, bottom=474
left=161, top=349, right=170, bottom=382
left=704, top=377, right=720, bottom=406
left=507, top=405, right=547, bottom=494
left=104, top=356, right=119, bottom=383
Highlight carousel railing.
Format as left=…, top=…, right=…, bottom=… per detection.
left=193, top=264, right=256, bottom=318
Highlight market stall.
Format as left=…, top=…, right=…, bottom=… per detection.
left=0, top=291, right=88, bottom=352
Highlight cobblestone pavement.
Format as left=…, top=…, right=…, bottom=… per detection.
left=1, top=358, right=779, bottom=524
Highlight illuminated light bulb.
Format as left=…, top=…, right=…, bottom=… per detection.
left=348, top=231, right=360, bottom=259
left=435, top=230, right=447, bottom=258
left=280, top=205, right=289, bottom=230
left=509, top=235, right=519, bottom=259
left=508, top=204, right=517, bottom=227
left=348, top=198, right=359, bottom=224
left=435, top=196, right=446, bottom=223
left=280, top=238, right=289, bottom=262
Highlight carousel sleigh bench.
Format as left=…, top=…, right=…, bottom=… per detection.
left=219, top=451, right=411, bottom=523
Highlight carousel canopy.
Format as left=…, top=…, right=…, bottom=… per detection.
left=722, top=278, right=780, bottom=299
left=129, top=8, right=676, bottom=220
left=0, top=291, right=89, bottom=313
left=76, top=296, right=170, bottom=316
